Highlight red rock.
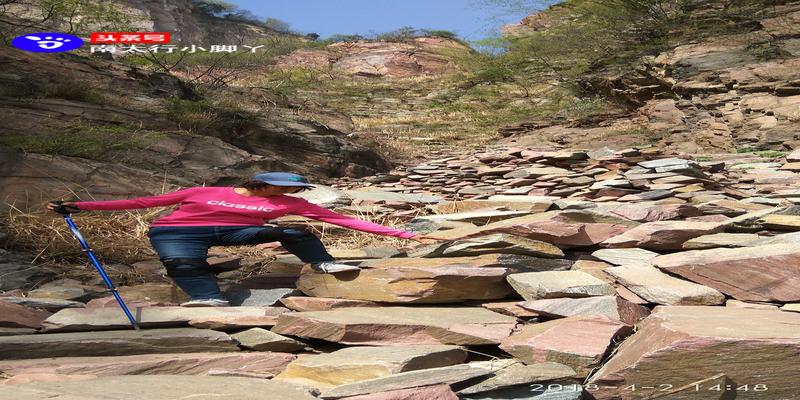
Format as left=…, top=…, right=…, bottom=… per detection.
left=653, top=244, right=800, bottom=302
left=601, top=221, right=724, bottom=250
left=588, top=306, right=800, bottom=400
left=0, top=301, right=51, bottom=328
left=279, top=297, right=381, bottom=312
left=499, top=315, right=632, bottom=377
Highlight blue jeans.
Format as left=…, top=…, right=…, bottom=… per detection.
left=147, top=225, right=335, bottom=300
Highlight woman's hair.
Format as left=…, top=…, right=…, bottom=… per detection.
left=240, top=180, right=308, bottom=192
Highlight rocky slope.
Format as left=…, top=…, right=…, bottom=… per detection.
left=500, top=1, right=800, bottom=154
left=0, top=2, right=393, bottom=211
left=3, top=145, right=800, bottom=398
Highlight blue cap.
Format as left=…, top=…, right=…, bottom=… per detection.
left=252, top=172, right=315, bottom=188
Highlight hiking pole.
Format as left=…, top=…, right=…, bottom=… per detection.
left=50, top=201, right=140, bottom=330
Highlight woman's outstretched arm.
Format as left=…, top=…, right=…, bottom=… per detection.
left=61, top=187, right=200, bottom=211
left=289, top=198, right=417, bottom=239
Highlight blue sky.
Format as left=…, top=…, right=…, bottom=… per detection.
left=227, top=0, right=543, bottom=43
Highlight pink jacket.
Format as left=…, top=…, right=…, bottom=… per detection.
left=72, top=187, right=417, bottom=239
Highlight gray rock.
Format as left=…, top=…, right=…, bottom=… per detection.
left=223, top=287, right=301, bottom=307
left=231, top=327, right=308, bottom=352
left=591, top=248, right=659, bottom=268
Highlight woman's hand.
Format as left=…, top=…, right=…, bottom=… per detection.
left=47, top=201, right=81, bottom=214
left=407, top=234, right=451, bottom=244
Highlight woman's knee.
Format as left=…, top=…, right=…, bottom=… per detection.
left=161, top=258, right=212, bottom=277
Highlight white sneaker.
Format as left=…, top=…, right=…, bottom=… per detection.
left=180, top=299, right=230, bottom=307
left=310, top=261, right=361, bottom=273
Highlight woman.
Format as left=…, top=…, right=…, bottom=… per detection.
left=48, top=172, right=446, bottom=307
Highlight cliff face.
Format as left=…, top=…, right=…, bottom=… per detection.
left=0, top=1, right=390, bottom=210
left=501, top=1, right=800, bottom=154
left=276, top=37, right=470, bottom=78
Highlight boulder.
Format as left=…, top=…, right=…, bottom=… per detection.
left=587, top=306, right=800, bottom=400
left=271, top=307, right=518, bottom=345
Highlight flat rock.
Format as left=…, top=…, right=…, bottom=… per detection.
left=653, top=244, right=800, bottom=301
left=361, top=254, right=572, bottom=272
left=0, top=351, right=295, bottom=378
left=605, top=265, right=725, bottom=305
left=406, top=233, right=564, bottom=258
left=320, top=363, right=493, bottom=399
left=279, top=296, right=381, bottom=311
left=271, top=307, right=518, bottom=345
left=0, top=297, right=85, bottom=312
left=223, top=286, right=301, bottom=306
left=0, top=328, right=239, bottom=359
left=415, top=210, right=531, bottom=225
left=601, top=221, right=724, bottom=250
left=588, top=306, right=800, bottom=399
left=333, top=383, right=458, bottom=400
left=0, top=300, right=51, bottom=328
left=0, top=375, right=316, bottom=399
left=435, top=212, right=630, bottom=248
left=232, top=327, right=308, bottom=352
left=507, top=271, right=616, bottom=300
left=499, top=315, right=632, bottom=377
left=275, top=345, right=466, bottom=389
left=591, top=248, right=659, bottom=267
left=518, top=296, right=650, bottom=324
left=41, top=306, right=289, bottom=332
left=457, top=361, right=576, bottom=395
left=681, top=232, right=764, bottom=249
left=296, top=264, right=513, bottom=303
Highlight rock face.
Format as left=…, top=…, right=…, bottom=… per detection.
left=270, top=307, right=518, bottom=345
left=500, top=315, right=632, bottom=377
left=296, top=264, right=514, bottom=303
left=0, top=44, right=391, bottom=211
left=500, top=3, right=800, bottom=153
left=653, top=244, right=800, bottom=302
left=587, top=306, right=800, bottom=400
left=277, top=38, right=469, bottom=78
left=275, top=345, right=466, bottom=388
